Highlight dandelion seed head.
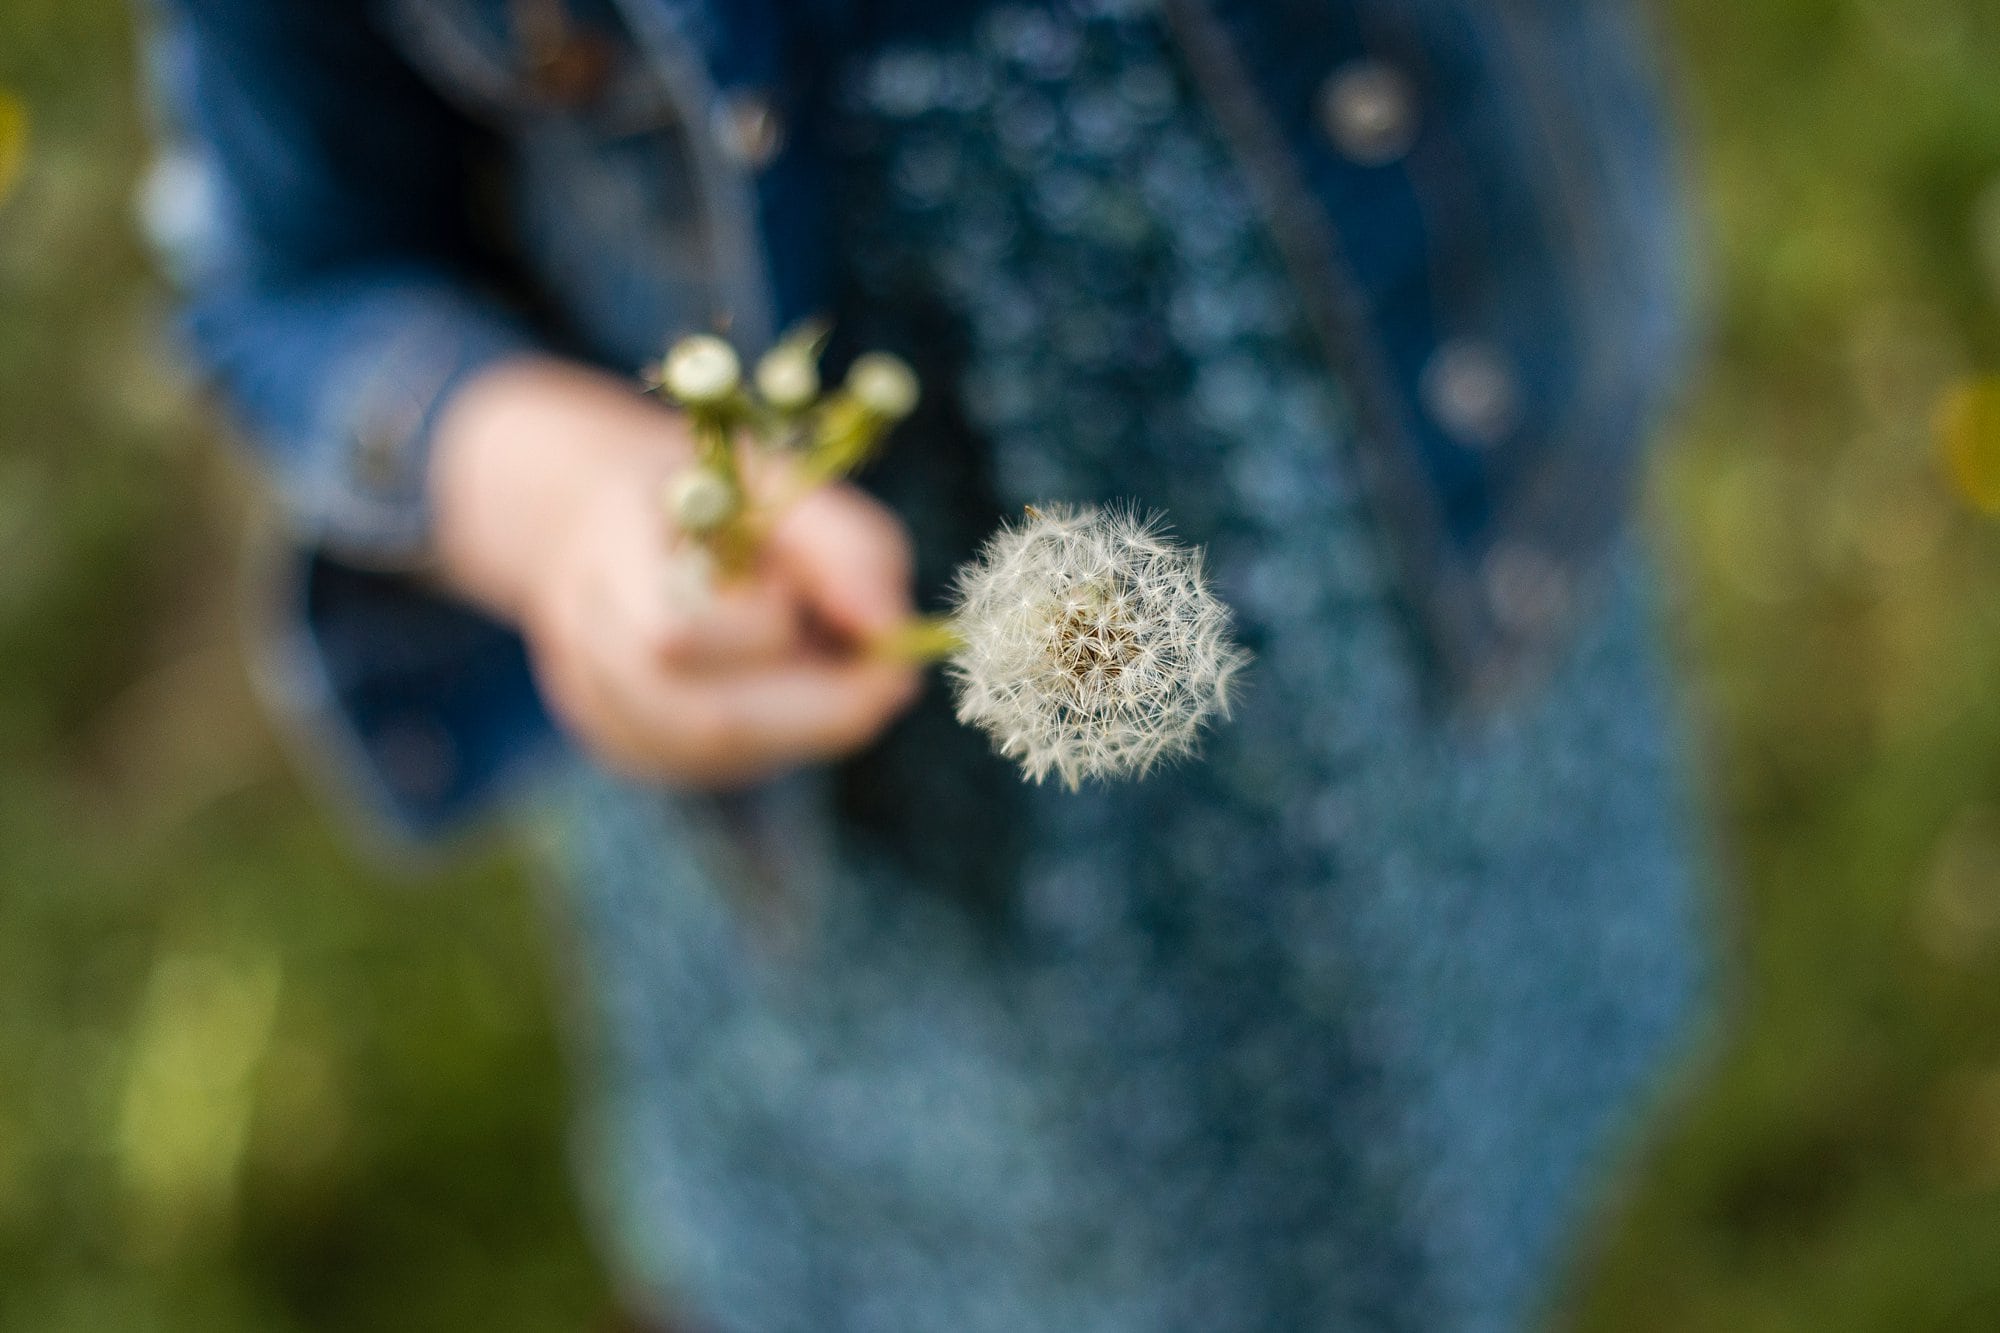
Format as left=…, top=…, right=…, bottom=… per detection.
left=947, top=504, right=1248, bottom=789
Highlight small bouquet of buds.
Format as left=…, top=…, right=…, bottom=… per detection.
left=647, top=329, right=1247, bottom=789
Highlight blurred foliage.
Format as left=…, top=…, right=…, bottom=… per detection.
left=0, top=4, right=607, bottom=1331
left=1570, top=0, right=2000, bottom=1328
left=1, top=0, right=1999, bottom=1329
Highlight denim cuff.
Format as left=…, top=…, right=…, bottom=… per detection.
left=283, top=281, right=543, bottom=568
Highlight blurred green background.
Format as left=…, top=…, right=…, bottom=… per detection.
left=4, top=0, right=2000, bottom=1329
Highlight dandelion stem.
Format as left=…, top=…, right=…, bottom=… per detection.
left=678, top=408, right=766, bottom=574
left=870, top=615, right=965, bottom=664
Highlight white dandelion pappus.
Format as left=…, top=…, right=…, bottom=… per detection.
left=947, top=504, right=1248, bottom=790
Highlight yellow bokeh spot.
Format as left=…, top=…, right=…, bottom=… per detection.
left=0, top=90, right=25, bottom=204
left=1939, top=376, right=2000, bottom=516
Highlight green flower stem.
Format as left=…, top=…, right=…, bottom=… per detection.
left=690, top=408, right=740, bottom=487
left=870, top=615, right=965, bottom=664
left=680, top=407, right=762, bottom=573
left=799, top=396, right=893, bottom=489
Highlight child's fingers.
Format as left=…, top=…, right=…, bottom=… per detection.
left=609, top=545, right=803, bottom=671
left=603, top=649, right=921, bottom=781
left=651, top=574, right=805, bottom=672
left=701, top=657, right=924, bottom=766
left=765, top=486, right=916, bottom=644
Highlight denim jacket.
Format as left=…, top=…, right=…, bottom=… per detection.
left=145, top=0, right=1695, bottom=841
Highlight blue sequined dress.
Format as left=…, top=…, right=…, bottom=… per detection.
left=551, top=9, right=1709, bottom=1331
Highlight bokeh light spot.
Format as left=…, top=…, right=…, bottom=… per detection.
left=1937, top=375, right=2000, bottom=514
left=0, top=90, right=27, bottom=204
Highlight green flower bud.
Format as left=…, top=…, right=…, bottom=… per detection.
left=664, top=466, right=737, bottom=535
left=754, top=343, right=821, bottom=413
left=660, top=335, right=741, bottom=406
left=845, top=352, right=919, bottom=421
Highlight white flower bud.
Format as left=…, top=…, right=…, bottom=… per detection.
left=664, top=466, right=736, bottom=534
left=947, top=504, right=1248, bottom=789
left=845, top=352, right=919, bottom=420
left=661, top=335, right=741, bottom=405
left=754, top=344, right=821, bottom=412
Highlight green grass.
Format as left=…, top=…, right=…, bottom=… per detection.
left=0, top=6, right=605, bottom=1328
left=1570, top=1, right=2000, bottom=1328
left=3, top=1, right=2000, bottom=1329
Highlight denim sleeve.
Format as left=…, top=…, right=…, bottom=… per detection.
left=144, top=0, right=561, bottom=844
left=147, top=0, right=546, bottom=563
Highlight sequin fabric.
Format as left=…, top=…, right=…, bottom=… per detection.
left=551, top=8, right=1710, bottom=1331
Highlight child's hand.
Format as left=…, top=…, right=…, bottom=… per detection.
left=431, top=358, right=922, bottom=787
